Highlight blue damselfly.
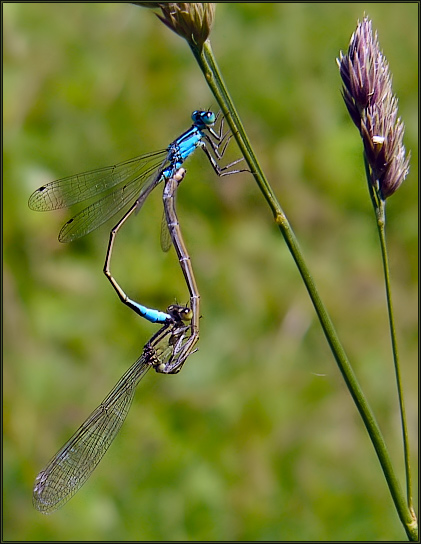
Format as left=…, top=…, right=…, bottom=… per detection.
left=29, top=110, right=243, bottom=324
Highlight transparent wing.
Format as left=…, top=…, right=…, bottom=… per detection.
left=58, top=164, right=163, bottom=242
left=30, top=151, right=170, bottom=242
left=33, top=323, right=184, bottom=514
left=28, top=150, right=167, bottom=210
left=160, top=209, right=172, bottom=252
left=33, top=355, right=151, bottom=514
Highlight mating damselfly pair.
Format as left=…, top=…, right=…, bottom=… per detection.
left=30, top=110, right=244, bottom=513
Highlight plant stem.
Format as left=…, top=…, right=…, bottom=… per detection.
left=378, top=203, right=414, bottom=515
left=365, top=157, right=414, bottom=517
left=188, top=38, right=418, bottom=541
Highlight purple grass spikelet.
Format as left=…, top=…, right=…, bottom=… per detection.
left=337, top=17, right=410, bottom=199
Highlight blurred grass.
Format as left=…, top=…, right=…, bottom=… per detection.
left=3, top=3, right=417, bottom=541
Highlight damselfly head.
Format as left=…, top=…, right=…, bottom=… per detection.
left=167, top=304, right=193, bottom=323
left=191, top=110, right=216, bottom=128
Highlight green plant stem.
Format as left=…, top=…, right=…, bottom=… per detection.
left=365, top=158, right=414, bottom=518
left=189, top=38, right=418, bottom=541
left=378, top=203, right=414, bottom=516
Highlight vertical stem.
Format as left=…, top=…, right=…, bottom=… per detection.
left=365, top=155, right=414, bottom=516
left=377, top=199, right=414, bottom=515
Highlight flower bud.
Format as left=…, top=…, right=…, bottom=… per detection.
left=132, top=3, right=215, bottom=48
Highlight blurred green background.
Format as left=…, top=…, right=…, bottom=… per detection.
left=4, top=3, right=418, bottom=541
